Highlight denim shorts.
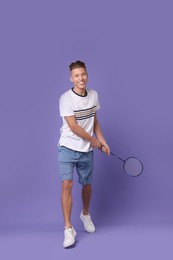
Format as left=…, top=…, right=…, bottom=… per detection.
left=57, top=146, right=94, bottom=186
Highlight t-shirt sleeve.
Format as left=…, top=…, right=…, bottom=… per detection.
left=95, top=91, right=100, bottom=110
left=59, top=94, right=74, bottom=117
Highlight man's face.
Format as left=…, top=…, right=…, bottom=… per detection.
left=70, top=67, right=88, bottom=91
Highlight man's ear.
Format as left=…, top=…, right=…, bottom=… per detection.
left=70, top=74, right=73, bottom=82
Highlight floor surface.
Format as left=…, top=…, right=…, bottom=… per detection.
left=1, top=222, right=173, bottom=260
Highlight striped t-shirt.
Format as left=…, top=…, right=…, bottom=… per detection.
left=58, top=88, right=100, bottom=152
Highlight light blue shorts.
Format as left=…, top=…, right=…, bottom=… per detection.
left=57, top=146, right=94, bottom=186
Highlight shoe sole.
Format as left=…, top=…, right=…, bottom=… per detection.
left=64, top=240, right=75, bottom=248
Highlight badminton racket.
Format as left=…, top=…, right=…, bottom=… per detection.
left=110, top=152, right=143, bottom=177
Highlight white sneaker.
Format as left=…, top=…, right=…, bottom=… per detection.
left=63, top=226, right=77, bottom=248
left=80, top=211, right=96, bottom=233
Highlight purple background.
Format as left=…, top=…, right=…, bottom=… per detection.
left=1, top=0, right=173, bottom=259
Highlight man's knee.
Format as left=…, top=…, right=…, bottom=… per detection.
left=62, top=180, right=73, bottom=192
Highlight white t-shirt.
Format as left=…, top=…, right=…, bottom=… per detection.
left=58, top=88, right=100, bottom=152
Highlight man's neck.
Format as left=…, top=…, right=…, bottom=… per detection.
left=72, top=87, right=87, bottom=97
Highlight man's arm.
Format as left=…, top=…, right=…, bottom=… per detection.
left=64, top=115, right=101, bottom=149
left=94, top=114, right=110, bottom=155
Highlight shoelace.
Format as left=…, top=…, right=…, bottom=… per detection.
left=84, top=215, right=94, bottom=226
left=88, top=218, right=94, bottom=226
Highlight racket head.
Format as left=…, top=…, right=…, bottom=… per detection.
left=123, top=156, right=143, bottom=177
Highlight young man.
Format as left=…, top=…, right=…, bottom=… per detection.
left=58, top=60, right=110, bottom=248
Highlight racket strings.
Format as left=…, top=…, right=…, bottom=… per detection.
left=123, top=157, right=143, bottom=176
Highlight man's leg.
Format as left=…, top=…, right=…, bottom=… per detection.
left=82, top=184, right=92, bottom=215
left=78, top=151, right=95, bottom=232
left=58, top=146, right=77, bottom=247
left=61, top=180, right=77, bottom=248
left=61, top=180, right=73, bottom=228
left=80, top=184, right=95, bottom=232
